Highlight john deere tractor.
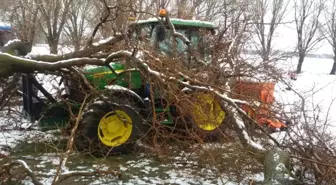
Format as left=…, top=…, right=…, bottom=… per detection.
left=19, top=10, right=286, bottom=156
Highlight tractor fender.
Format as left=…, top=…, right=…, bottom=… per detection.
left=105, top=85, right=146, bottom=109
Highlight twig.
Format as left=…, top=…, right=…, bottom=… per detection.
left=51, top=95, right=88, bottom=184
left=55, top=169, right=122, bottom=184
left=290, top=155, right=336, bottom=169
left=5, top=160, right=43, bottom=185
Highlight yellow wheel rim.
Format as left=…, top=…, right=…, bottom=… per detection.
left=191, top=93, right=226, bottom=131
left=98, top=110, right=133, bottom=147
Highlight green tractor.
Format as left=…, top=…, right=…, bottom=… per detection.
left=21, top=10, right=226, bottom=156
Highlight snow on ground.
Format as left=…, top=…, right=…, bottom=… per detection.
left=0, top=108, right=65, bottom=156
left=269, top=56, right=336, bottom=147
left=30, top=44, right=50, bottom=55
left=275, top=57, right=336, bottom=126
left=30, top=44, right=73, bottom=55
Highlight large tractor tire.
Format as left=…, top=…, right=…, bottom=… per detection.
left=75, top=95, right=148, bottom=156
left=177, top=92, right=228, bottom=142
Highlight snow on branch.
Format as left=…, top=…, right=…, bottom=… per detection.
left=0, top=53, right=105, bottom=77
left=28, top=34, right=123, bottom=62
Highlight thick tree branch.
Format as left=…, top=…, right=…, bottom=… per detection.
left=0, top=53, right=105, bottom=77
left=29, top=34, right=123, bottom=62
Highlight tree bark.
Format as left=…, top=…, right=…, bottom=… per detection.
left=330, top=55, right=336, bottom=75
left=296, top=54, right=305, bottom=73
left=48, top=37, right=59, bottom=54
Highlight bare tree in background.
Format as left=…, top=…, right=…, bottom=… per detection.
left=34, top=0, right=73, bottom=54
left=294, top=0, right=324, bottom=73
left=115, top=0, right=133, bottom=32
left=63, top=0, right=93, bottom=51
left=89, top=0, right=136, bottom=39
left=253, top=0, right=288, bottom=62
left=134, top=0, right=160, bottom=19
left=191, top=0, right=231, bottom=22
left=0, top=0, right=11, bottom=18
left=321, top=0, right=336, bottom=75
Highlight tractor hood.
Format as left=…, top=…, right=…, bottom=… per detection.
left=82, top=63, right=142, bottom=90
left=83, top=62, right=125, bottom=75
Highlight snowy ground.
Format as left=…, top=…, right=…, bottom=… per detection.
left=274, top=57, right=336, bottom=134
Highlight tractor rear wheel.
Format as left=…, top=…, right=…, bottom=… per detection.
left=75, top=96, right=147, bottom=156
left=178, top=92, right=228, bottom=142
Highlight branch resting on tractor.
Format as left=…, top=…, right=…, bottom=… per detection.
left=0, top=34, right=124, bottom=78
left=28, top=34, right=123, bottom=62
left=0, top=53, right=105, bottom=77
left=140, top=47, right=283, bottom=149
left=107, top=50, right=297, bottom=183
left=105, top=50, right=267, bottom=159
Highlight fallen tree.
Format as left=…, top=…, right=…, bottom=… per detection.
left=0, top=35, right=300, bottom=184
left=0, top=15, right=335, bottom=185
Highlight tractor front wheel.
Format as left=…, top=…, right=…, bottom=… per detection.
left=75, top=97, right=146, bottom=156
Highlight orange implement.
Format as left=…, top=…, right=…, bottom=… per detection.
left=233, top=81, right=275, bottom=104
left=233, top=80, right=287, bottom=130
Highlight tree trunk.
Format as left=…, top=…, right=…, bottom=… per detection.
left=74, top=40, right=81, bottom=52
left=48, top=38, right=59, bottom=54
left=296, top=54, right=305, bottom=73
left=262, top=54, right=269, bottom=63
left=330, top=56, right=336, bottom=75
left=177, top=0, right=187, bottom=18
left=115, top=0, right=129, bottom=32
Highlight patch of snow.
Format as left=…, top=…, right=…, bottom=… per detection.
left=30, top=44, right=50, bottom=55
left=92, top=36, right=115, bottom=46
left=276, top=163, right=286, bottom=172
left=0, top=21, right=11, bottom=27
left=17, top=160, right=33, bottom=173
left=3, top=39, right=22, bottom=47
left=36, top=164, right=46, bottom=168
left=273, top=153, right=280, bottom=161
